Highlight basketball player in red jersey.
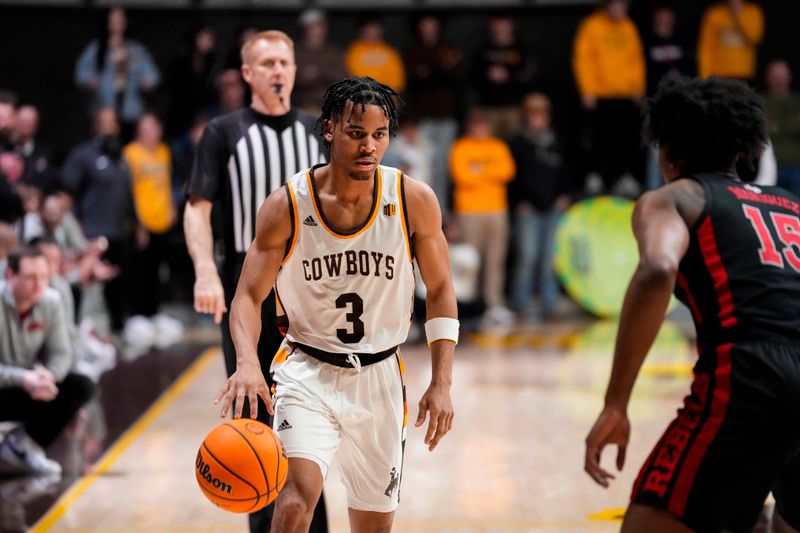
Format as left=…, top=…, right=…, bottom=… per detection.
left=585, top=76, right=800, bottom=532
left=216, top=77, right=458, bottom=532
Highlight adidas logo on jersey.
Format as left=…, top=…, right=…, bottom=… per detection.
left=383, top=203, right=397, bottom=217
left=303, top=216, right=317, bottom=226
left=277, top=419, right=292, bottom=431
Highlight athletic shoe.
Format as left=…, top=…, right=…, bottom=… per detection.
left=122, top=315, right=156, bottom=355
left=480, top=306, right=515, bottom=335
left=0, top=428, right=62, bottom=476
left=153, top=313, right=184, bottom=349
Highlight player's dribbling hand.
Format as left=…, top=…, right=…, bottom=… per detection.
left=194, top=267, right=227, bottom=324
left=584, top=405, right=630, bottom=488
left=214, top=361, right=273, bottom=419
left=415, top=383, right=454, bottom=452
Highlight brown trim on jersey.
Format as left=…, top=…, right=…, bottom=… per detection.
left=306, top=164, right=382, bottom=239
left=282, top=182, right=300, bottom=264
left=398, top=171, right=414, bottom=261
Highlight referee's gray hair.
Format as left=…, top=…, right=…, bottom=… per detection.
left=240, top=30, right=295, bottom=64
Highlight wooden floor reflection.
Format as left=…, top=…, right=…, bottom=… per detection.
left=33, top=321, right=695, bottom=532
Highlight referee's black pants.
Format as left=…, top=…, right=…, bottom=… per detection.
left=222, top=258, right=328, bottom=533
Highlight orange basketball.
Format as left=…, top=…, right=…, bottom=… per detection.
left=195, top=418, right=288, bottom=513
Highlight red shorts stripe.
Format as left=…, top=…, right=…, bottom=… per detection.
left=667, top=343, right=733, bottom=516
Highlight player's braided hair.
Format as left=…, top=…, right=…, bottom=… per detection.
left=643, top=76, right=768, bottom=180
left=317, top=77, right=401, bottom=148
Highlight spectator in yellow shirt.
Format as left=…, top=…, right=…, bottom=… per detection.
left=346, top=17, right=405, bottom=93
left=123, top=112, right=175, bottom=321
left=572, top=0, right=646, bottom=193
left=449, top=108, right=515, bottom=329
left=698, top=0, right=764, bottom=80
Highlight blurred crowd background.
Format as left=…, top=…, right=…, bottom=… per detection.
left=0, top=0, right=798, bottom=500
left=0, top=0, right=799, bottom=393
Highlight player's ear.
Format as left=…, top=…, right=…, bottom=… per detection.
left=323, top=120, right=334, bottom=143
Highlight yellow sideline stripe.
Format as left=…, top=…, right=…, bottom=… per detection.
left=31, top=347, right=219, bottom=532
left=588, top=508, right=626, bottom=522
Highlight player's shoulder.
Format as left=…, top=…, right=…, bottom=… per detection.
left=638, top=178, right=704, bottom=208
left=258, top=181, right=294, bottom=227
left=398, top=173, right=439, bottom=215
left=664, top=177, right=705, bottom=197
left=637, top=178, right=706, bottom=227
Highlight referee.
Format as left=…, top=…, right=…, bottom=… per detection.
left=184, top=30, right=328, bottom=533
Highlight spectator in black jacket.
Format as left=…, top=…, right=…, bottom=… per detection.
left=468, top=16, right=536, bottom=139
left=61, top=108, right=134, bottom=332
left=642, top=3, right=694, bottom=188
left=14, top=105, right=50, bottom=185
left=508, top=93, right=569, bottom=318
left=166, top=24, right=218, bottom=138
left=0, top=90, right=17, bottom=151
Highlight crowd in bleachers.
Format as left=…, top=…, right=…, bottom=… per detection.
left=1, top=0, right=798, bottom=474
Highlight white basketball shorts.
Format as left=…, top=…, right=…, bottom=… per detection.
left=271, top=346, right=407, bottom=513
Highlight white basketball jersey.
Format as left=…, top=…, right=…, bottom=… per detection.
left=276, top=165, right=415, bottom=354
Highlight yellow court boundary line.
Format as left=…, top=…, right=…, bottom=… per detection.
left=31, top=347, right=219, bottom=532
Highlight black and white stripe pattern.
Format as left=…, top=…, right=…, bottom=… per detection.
left=227, top=120, right=325, bottom=252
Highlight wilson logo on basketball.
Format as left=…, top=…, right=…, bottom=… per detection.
left=196, top=451, right=233, bottom=494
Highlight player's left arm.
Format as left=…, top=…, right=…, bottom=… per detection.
left=404, top=175, right=457, bottom=452
left=585, top=184, right=693, bottom=487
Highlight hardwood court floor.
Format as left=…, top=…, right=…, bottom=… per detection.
left=31, top=320, right=695, bottom=532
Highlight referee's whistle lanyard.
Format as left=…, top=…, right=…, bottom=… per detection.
left=346, top=353, right=363, bottom=372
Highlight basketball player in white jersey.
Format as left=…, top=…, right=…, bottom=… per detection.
left=215, top=77, right=458, bottom=532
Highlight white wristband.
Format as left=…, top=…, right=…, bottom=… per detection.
left=424, top=317, right=459, bottom=347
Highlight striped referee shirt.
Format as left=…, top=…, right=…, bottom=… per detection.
left=187, top=107, right=326, bottom=255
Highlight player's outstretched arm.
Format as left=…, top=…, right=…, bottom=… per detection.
left=585, top=183, right=695, bottom=487
left=405, top=176, right=457, bottom=452
left=214, top=187, right=293, bottom=420
left=185, top=197, right=227, bottom=324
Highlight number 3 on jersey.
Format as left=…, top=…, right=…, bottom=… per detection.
left=743, top=204, right=800, bottom=272
left=336, top=293, right=365, bottom=343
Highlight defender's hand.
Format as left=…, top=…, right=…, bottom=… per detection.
left=415, top=383, right=454, bottom=452
left=214, top=362, right=273, bottom=419
left=194, top=267, right=227, bottom=324
left=585, top=405, right=630, bottom=488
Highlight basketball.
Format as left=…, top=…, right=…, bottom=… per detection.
left=195, top=419, right=288, bottom=513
